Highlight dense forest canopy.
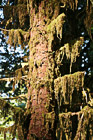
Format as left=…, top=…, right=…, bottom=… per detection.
left=0, top=0, right=93, bottom=140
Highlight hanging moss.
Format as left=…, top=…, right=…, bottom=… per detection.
left=84, top=4, right=93, bottom=40
left=0, top=125, right=16, bottom=139
left=7, top=29, right=29, bottom=47
left=74, top=106, right=93, bottom=140
left=60, top=0, right=79, bottom=10
left=17, top=0, right=27, bottom=4
left=0, top=99, right=23, bottom=114
left=45, top=111, right=55, bottom=130
left=0, top=98, right=31, bottom=140
left=1, top=0, right=93, bottom=140
left=12, top=65, right=28, bottom=92
left=54, top=72, right=84, bottom=108
left=55, top=37, right=84, bottom=73
left=58, top=112, right=72, bottom=140
left=3, top=3, right=29, bottom=30
left=0, top=99, right=23, bottom=138
left=56, top=106, right=93, bottom=140
left=47, top=13, right=66, bottom=51
left=47, top=13, right=65, bottom=38
left=27, top=0, right=61, bottom=27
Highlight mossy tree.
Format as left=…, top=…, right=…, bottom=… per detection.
left=0, top=0, right=93, bottom=140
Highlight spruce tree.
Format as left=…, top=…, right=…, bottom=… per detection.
left=0, top=0, right=93, bottom=140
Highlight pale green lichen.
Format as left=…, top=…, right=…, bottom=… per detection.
left=55, top=37, right=84, bottom=73
left=7, top=29, right=29, bottom=47
left=56, top=106, right=93, bottom=140
left=74, top=106, right=93, bottom=140
left=60, top=0, right=79, bottom=10
left=45, top=111, right=55, bottom=130
left=47, top=13, right=66, bottom=51
left=47, top=13, right=65, bottom=39
left=54, top=71, right=85, bottom=107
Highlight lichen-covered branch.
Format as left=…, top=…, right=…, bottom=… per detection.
left=47, top=13, right=66, bottom=51
left=55, top=37, right=84, bottom=73
left=0, top=93, right=27, bottom=100
left=5, top=29, right=29, bottom=48
left=54, top=72, right=85, bottom=108
left=0, top=98, right=24, bottom=113
left=56, top=106, right=93, bottom=140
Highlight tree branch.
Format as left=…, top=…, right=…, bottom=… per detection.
left=0, top=75, right=27, bottom=81
left=0, top=6, right=4, bottom=8
left=0, top=27, right=10, bottom=32
left=0, top=98, right=24, bottom=112
left=1, top=94, right=27, bottom=100
left=59, top=105, right=92, bottom=117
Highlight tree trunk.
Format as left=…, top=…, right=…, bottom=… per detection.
left=27, top=1, right=60, bottom=139
left=26, top=0, right=93, bottom=140
left=27, top=26, right=52, bottom=139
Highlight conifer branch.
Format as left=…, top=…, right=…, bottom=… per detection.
left=0, top=27, right=10, bottom=32
left=0, top=28, right=29, bottom=33
left=1, top=94, right=27, bottom=100
left=0, top=75, right=27, bottom=81
left=0, top=98, right=24, bottom=112
left=0, top=6, right=4, bottom=8
left=59, top=105, right=92, bottom=117
left=0, top=124, right=15, bottom=132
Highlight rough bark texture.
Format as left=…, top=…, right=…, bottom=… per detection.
left=0, top=0, right=93, bottom=140
left=26, top=0, right=93, bottom=140
left=27, top=1, right=60, bottom=139
left=27, top=26, right=51, bottom=139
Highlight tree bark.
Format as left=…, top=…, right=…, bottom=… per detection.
left=27, top=1, right=60, bottom=139
left=26, top=0, right=93, bottom=140
left=27, top=26, right=51, bottom=139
